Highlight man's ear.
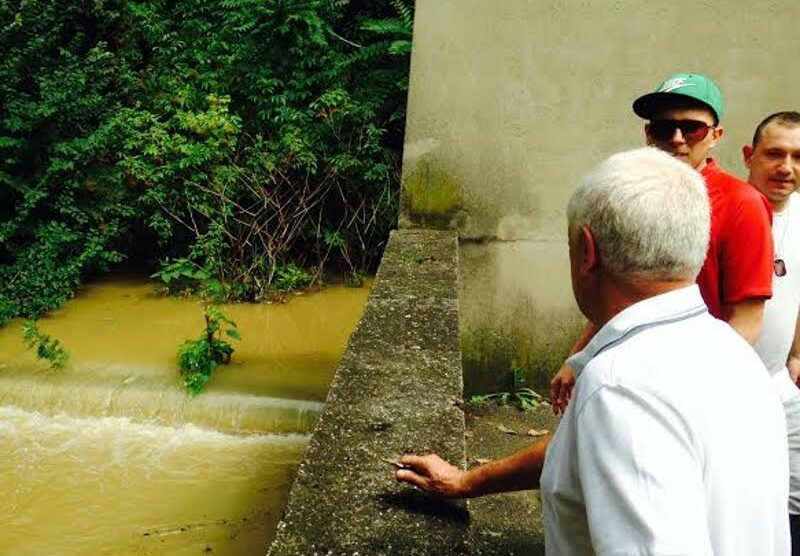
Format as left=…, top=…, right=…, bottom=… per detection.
left=644, top=124, right=653, bottom=145
left=742, top=144, right=754, bottom=169
left=707, top=125, right=724, bottom=150
left=579, top=225, right=599, bottom=275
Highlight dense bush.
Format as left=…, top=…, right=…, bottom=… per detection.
left=0, top=0, right=413, bottom=323
left=0, top=1, right=139, bottom=321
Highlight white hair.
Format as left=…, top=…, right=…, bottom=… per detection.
left=567, top=147, right=710, bottom=281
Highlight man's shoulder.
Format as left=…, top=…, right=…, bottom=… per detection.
left=572, top=327, right=681, bottom=409
left=704, top=162, right=757, bottom=197
left=574, top=315, right=755, bottom=409
left=704, top=161, right=770, bottom=218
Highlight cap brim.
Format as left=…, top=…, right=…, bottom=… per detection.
left=632, top=92, right=717, bottom=122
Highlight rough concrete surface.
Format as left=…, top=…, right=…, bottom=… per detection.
left=267, top=229, right=468, bottom=556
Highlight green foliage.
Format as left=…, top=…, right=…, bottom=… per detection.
left=361, top=0, right=413, bottom=58
left=0, top=0, right=137, bottom=324
left=177, top=305, right=241, bottom=395
left=272, top=263, right=313, bottom=292
left=20, top=320, right=69, bottom=370
left=468, top=363, right=551, bottom=412
left=151, top=258, right=209, bottom=292
left=1, top=0, right=413, bottom=321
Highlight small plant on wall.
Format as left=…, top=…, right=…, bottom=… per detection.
left=469, top=363, right=550, bottom=412
left=20, top=320, right=69, bottom=370
left=177, top=306, right=241, bottom=395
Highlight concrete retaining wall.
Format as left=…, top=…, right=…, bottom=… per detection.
left=267, top=229, right=468, bottom=555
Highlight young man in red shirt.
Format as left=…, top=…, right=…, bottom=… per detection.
left=550, top=73, right=774, bottom=413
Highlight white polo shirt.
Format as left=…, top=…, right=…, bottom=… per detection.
left=540, top=285, right=790, bottom=556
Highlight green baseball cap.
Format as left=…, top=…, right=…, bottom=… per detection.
left=633, top=72, right=724, bottom=124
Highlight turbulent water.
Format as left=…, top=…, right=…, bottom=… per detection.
left=0, top=278, right=369, bottom=556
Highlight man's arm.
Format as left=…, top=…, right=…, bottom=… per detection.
left=787, top=310, right=800, bottom=384
left=395, top=437, right=550, bottom=498
left=549, top=321, right=597, bottom=414
left=725, top=298, right=766, bottom=345
left=720, top=190, right=772, bottom=343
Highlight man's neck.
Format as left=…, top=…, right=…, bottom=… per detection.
left=592, top=277, right=695, bottom=329
left=694, top=157, right=713, bottom=173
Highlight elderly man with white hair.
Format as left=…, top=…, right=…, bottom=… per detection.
left=396, top=147, right=790, bottom=555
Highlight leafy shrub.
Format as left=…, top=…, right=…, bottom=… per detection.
left=1, top=0, right=414, bottom=322
left=272, top=264, right=314, bottom=292
left=151, top=258, right=211, bottom=296
left=0, top=1, right=139, bottom=323
left=177, top=305, right=241, bottom=395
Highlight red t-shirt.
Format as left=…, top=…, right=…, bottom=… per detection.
left=696, top=158, right=773, bottom=320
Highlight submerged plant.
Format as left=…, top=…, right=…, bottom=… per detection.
left=20, top=320, right=69, bottom=370
left=177, top=306, right=241, bottom=395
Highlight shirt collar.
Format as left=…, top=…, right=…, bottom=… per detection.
left=700, top=157, right=719, bottom=176
left=567, top=285, right=708, bottom=377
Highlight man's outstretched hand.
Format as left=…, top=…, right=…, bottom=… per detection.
left=395, top=454, right=469, bottom=498
left=549, top=363, right=575, bottom=415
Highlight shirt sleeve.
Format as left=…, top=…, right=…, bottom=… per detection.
left=720, top=191, right=773, bottom=304
left=575, top=385, right=713, bottom=556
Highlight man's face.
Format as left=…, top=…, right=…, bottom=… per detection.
left=645, top=107, right=722, bottom=170
left=743, top=122, right=800, bottom=208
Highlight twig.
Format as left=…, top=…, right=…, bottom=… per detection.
left=329, top=29, right=364, bottom=49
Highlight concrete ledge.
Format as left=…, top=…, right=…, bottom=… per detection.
left=267, top=229, right=467, bottom=556
left=465, top=405, right=558, bottom=555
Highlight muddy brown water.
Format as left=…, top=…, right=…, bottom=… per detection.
left=0, top=277, right=370, bottom=556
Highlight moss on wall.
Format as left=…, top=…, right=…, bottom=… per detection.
left=401, top=159, right=461, bottom=227
left=460, top=320, right=583, bottom=396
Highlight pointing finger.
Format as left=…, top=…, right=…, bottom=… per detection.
left=400, top=454, right=431, bottom=471
left=395, top=468, right=427, bottom=490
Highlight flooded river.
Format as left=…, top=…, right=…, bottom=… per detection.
left=0, top=278, right=369, bottom=555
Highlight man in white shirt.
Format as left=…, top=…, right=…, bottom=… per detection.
left=396, top=147, right=790, bottom=555
left=745, top=111, right=800, bottom=554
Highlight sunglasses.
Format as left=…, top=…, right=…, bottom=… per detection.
left=648, top=119, right=715, bottom=143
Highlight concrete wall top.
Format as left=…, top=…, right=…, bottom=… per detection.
left=267, top=230, right=468, bottom=555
